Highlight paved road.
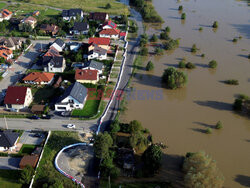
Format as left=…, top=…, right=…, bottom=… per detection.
left=0, top=157, right=21, bottom=170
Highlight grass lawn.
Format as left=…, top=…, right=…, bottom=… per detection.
left=0, top=169, right=22, bottom=188
left=34, top=131, right=80, bottom=188
left=2, top=0, right=128, bottom=15
left=19, top=144, right=36, bottom=155
left=72, top=99, right=100, bottom=117
left=32, top=86, right=59, bottom=104
left=0, top=2, right=6, bottom=9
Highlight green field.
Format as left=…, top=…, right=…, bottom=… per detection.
left=19, top=144, right=36, bottom=155
left=34, top=131, right=80, bottom=188
left=2, top=0, right=128, bottom=15
left=0, top=2, right=6, bottom=9
left=72, top=98, right=100, bottom=117
left=0, top=169, right=22, bottom=188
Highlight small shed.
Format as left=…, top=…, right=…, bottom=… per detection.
left=31, top=105, right=45, bottom=114
left=19, top=155, right=39, bottom=169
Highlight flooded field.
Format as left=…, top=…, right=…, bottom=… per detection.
left=122, top=0, right=250, bottom=187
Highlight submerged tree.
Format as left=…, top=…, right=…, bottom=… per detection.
left=146, top=61, right=154, bottom=71
left=162, top=67, right=187, bottom=89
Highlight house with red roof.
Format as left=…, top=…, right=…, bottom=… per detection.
left=4, top=86, right=33, bottom=111
left=0, top=9, right=12, bottom=21
left=88, top=37, right=110, bottom=51
left=23, top=72, right=55, bottom=85
left=75, top=69, right=99, bottom=84
left=102, top=20, right=117, bottom=29
left=0, top=46, right=13, bottom=60
left=99, top=28, right=120, bottom=39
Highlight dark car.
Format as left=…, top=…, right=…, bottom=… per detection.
left=29, top=115, right=40, bottom=120
left=41, top=114, right=52, bottom=119
left=33, top=133, right=43, bottom=138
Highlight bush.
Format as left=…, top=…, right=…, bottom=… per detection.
left=186, top=62, right=196, bottom=69
left=233, top=98, right=243, bottom=111
left=163, top=38, right=179, bottom=50
left=208, top=60, right=217, bottom=68
left=155, top=47, right=164, bottom=55
left=212, top=21, right=219, bottom=28
left=146, top=61, right=154, bottom=71
left=181, top=13, right=186, bottom=20
left=191, top=44, right=198, bottom=53
left=162, top=67, right=187, bottom=89
left=26, top=39, right=31, bottom=45
left=150, top=34, right=158, bottom=42
left=178, top=60, right=186, bottom=68
left=224, top=79, right=239, bottom=85
left=199, top=27, right=203, bottom=31
left=178, top=5, right=183, bottom=11
left=232, top=38, right=238, bottom=43
left=206, top=128, right=212, bottom=134
left=105, top=3, right=111, bottom=9
left=140, top=47, right=148, bottom=56
left=165, top=26, right=171, bottom=33
left=215, top=121, right=223, bottom=129
left=19, top=165, right=34, bottom=185
left=201, top=53, right=205, bottom=58
left=160, top=31, right=169, bottom=40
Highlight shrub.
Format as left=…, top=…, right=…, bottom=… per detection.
left=19, top=165, right=34, bottom=185
left=160, top=31, right=170, bottom=40
left=206, top=128, right=212, bottom=134
left=140, top=47, right=148, bottom=56
left=212, top=21, right=219, bottom=28
left=178, top=5, right=183, bottom=11
left=26, top=39, right=31, bottom=45
left=238, top=94, right=249, bottom=100
left=215, top=121, right=223, bottom=129
left=165, top=26, right=171, bottom=33
left=146, top=61, right=154, bottom=71
left=208, top=60, right=217, bottom=68
left=232, top=38, right=238, bottom=43
left=164, top=38, right=179, bottom=50
left=199, top=27, right=203, bottom=31
left=105, top=3, right=111, bottom=9
left=162, top=67, right=187, bottom=89
left=186, top=62, right=196, bottom=69
left=155, top=47, right=164, bottom=55
left=178, top=60, right=186, bottom=68
left=224, top=79, right=239, bottom=85
left=150, top=34, right=158, bottom=42
left=239, top=36, right=242, bottom=39
left=201, top=53, right=205, bottom=58
left=233, top=99, right=243, bottom=111
left=181, top=13, right=186, bottom=20
left=191, top=44, right=198, bottom=53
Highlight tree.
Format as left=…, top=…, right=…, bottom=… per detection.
left=248, top=54, right=250, bottom=59
left=185, top=62, right=196, bottom=69
left=26, top=39, right=31, bottom=45
left=128, top=120, right=143, bottom=134
left=155, top=47, right=164, bottom=55
left=110, top=120, right=120, bottom=133
left=140, top=47, right=148, bottom=56
left=105, top=3, right=112, bottom=9
left=183, top=151, right=224, bottom=188
left=232, top=38, right=237, bottom=43
left=0, top=22, right=6, bottom=32
left=160, top=31, right=169, bottom=40
left=146, top=61, right=154, bottom=71
left=150, top=34, right=158, bottom=42
left=94, top=132, right=113, bottom=159
left=100, top=156, right=120, bottom=178
left=191, top=44, right=197, bottom=53
left=208, top=60, right=218, bottom=68
left=212, top=21, right=219, bottom=28
left=142, top=144, right=162, bottom=175
left=178, top=5, right=183, bottom=11
left=181, top=13, right=186, bottom=20
left=215, top=121, right=223, bottom=129
left=163, top=38, right=179, bottom=50
left=162, top=67, right=187, bottom=89
left=0, top=57, right=5, bottom=64
left=178, top=60, right=186, bottom=68
left=199, top=27, right=203, bottom=31
left=19, top=165, right=34, bottom=185
left=165, top=26, right=171, bottom=33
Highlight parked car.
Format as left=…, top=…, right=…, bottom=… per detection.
left=29, top=115, right=40, bottom=120
left=10, top=108, right=19, bottom=112
left=41, top=114, right=52, bottom=119
left=33, top=133, right=43, bottom=138
left=61, top=111, right=70, bottom=117
left=67, top=124, right=75, bottom=129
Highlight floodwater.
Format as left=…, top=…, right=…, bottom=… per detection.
left=122, top=0, right=250, bottom=187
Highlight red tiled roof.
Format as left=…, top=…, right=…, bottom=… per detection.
left=120, top=32, right=126, bottom=37
left=4, top=86, right=29, bottom=105
left=99, top=28, right=120, bottom=35
left=75, top=69, right=98, bottom=81
left=43, top=47, right=60, bottom=57
left=23, top=72, right=54, bottom=83
left=0, top=46, right=12, bottom=60
left=103, top=20, right=117, bottom=29
left=1, top=9, right=12, bottom=18
left=88, top=37, right=110, bottom=46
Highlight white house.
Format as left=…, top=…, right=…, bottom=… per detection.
left=0, top=130, right=19, bottom=152
left=99, top=28, right=120, bottom=39
left=0, top=9, right=12, bottom=22
left=43, top=56, right=66, bottom=73
left=50, top=38, right=65, bottom=52
left=55, top=82, right=88, bottom=111
left=70, top=22, right=89, bottom=35
left=88, top=44, right=107, bottom=61
left=4, top=86, right=33, bottom=111
left=82, top=60, right=104, bottom=74
left=62, top=9, right=83, bottom=21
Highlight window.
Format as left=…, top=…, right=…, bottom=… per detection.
left=57, top=106, right=66, bottom=110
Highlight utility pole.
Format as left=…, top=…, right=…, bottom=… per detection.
left=4, top=116, right=8, bottom=129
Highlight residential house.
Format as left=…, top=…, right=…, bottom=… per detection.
left=89, top=12, right=109, bottom=23
left=40, top=24, right=59, bottom=36
left=68, top=42, right=81, bottom=52
left=70, top=22, right=89, bottom=35
left=102, top=20, right=117, bottom=29
left=19, top=16, right=37, bottom=30
left=4, top=86, right=33, bottom=110
left=0, top=130, right=19, bottom=152
left=19, top=155, right=39, bottom=169
left=99, top=28, right=120, bottom=39
left=0, top=46, right=13, bottom=60
left=50, top=38, right=65, bottom=52
left=55, top=81, right=88, bottom=111
left=42, top=56, right=65, bottom=73
left=0, top=37, right=23, bottom=51
left=88, top=37, right=110, bottom=51
left=23, top=72, right=55, bottom=85
left=88, top=44, right=107, bottom=60
left=0, top=9, right=12, bottom=22
left=75, top=69, right=99, bottom=84
left=62, top=9, right=83, bottom=21
left=43, top=46, right=60, bottom=57
left=82, top=60, right=104, bottom=74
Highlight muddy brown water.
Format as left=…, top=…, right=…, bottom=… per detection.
left=122, top=0, right=250, bottom=187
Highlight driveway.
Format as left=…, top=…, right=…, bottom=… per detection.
left=19, top=131, right=45, bottom=145
left=0, top=157, right=21, bottom=170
